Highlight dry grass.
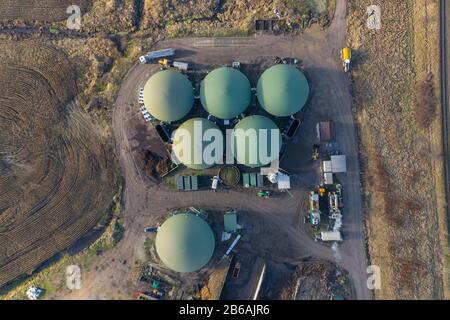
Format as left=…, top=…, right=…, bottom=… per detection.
left=348, top=0, right=446, bottom=299
left=0, top=1, right=91, bottom=24
left=81, top=0, right=136, bottom=33
left=0, top=0, right=333, bottom=35
left=414, top=72, right=437, bottom=129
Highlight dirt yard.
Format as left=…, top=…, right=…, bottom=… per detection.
left=0, top=41, right=117, bottom=288
left=347, top=0, right=447, bottom=299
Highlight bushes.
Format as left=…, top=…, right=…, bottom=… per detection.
left=414, top=72, right=436, bottom=129
left=112, top=219, right=125, bottom=245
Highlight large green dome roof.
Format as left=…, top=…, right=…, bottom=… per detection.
left=257, top=64, right=310, bottom=117
left=172, top=118, right=223, bottom=170
left=143, top=70, right=194, bottom=122
left=200, top=67, right=251, bottom=120
left=233, top=115, right=282, bottom=168
left=155, top=212, right=215, bottom=273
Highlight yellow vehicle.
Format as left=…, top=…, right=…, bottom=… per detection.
left=340, top=47, right=351, bottom=72
left=319, top=187, right=326, bottom=197
left=312, top=144, right=320, bottom=161
left=158, top=58, right=172, bottom=67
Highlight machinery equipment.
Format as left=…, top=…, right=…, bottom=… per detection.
left=158, top=59, right=189, bottom=71
left=319, top=187, right=326, bottom=197
left=340, top=47, right=351, bottom=72
left=313, top=144, right=320, bottom=161
left=258, top=190, right=271, bottom=199
left=158, top=58, right=171, bottom=67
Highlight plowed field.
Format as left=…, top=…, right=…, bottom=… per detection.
left=0, top=41, right=115, bottom=287
left=0, top=1, right=91, bottom=22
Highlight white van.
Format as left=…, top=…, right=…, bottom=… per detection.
left=211, top=176, right=220, bottom=190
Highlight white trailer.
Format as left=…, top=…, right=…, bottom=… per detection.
left=173, top=61, right=189, bottom=71
left=320, top=231, right=342, bottom=242
left=139, top=48, right=175, bottom=64
left=226, top=234, right=242, bottom=255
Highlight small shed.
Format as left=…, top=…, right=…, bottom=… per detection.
left=224, top=212, right=238, bottom=233
left=323, top=172, right=334, bottom=185
left=243, top=173, right=250, bottom=188
left=320, top=231, right=342, bottom=242
left=277, top=173, right=291, bottom=190
left=176, top=176, right=184, bottom=190
left=323, top=160, right=333, bottom=173
left=331, top=155, right=347, bottom=173
left=243, top=172, right=264, bottom=188
left=184, top=176, right=192, bottom=191
left=177, top=176, right=199, bottom=191
left=250, top=173, right=257, bottom=187
left=191, top=176, right=199, bottom=190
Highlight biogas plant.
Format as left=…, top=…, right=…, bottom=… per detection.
left=3, top=0, right=443, bottom=303
left=133, top=49, right=348, bottom=300
left=139, top=57, right=310, bottom=173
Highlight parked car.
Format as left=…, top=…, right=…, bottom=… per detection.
left=144, top=114, right=152, bottom=122
left=211, top=176, right=220, bottom=190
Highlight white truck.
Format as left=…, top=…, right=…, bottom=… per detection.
left=139, top=48, right=175, bottom=64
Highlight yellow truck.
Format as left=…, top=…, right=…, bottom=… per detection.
left=340, top=47, right=351, bottom=72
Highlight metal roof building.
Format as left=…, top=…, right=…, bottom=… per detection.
left=320, top=231, right=343, bottom=242
left=233, top=115, right=282, bottom=168
left=224, top=212, right=238, bottom=233
left=200, top=67, right=251, bottom=120
left=155, top=212, right=215, bottom=273
left=331, top=155, right=347, bottom=173
left=143, top=70, right=194, bottom=122
left=172, top=118, right=223, bottom=170
left=257, top=64, right=310, bottom=117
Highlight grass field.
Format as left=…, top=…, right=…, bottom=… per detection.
left=347, top=0, right=446, bottom=299
left=0, top=0, right=334, bottom=35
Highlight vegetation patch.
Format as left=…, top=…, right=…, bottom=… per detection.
left=348, top=0, right=445, bottom=299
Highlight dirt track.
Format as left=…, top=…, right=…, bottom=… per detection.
left=54, top=1, right=370, bottom=300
